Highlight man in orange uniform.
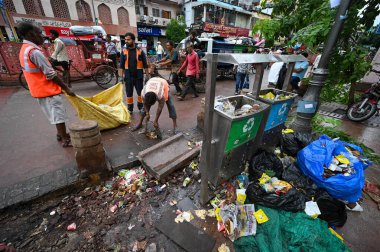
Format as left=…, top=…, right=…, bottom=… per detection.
left=119, top=32, right=149, bottom=113
left=17, top=22, right=75, bottom=147
left=132, top=77, right=177, bottom=133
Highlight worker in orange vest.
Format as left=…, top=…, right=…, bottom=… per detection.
left=132, top=77, right=177, bottom=134
left=119, top=32, right=149, bottom=113
left=17, top=22, right=75, bottom=147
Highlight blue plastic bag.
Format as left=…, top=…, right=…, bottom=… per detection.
left=297, top=135, right=368, bottom=203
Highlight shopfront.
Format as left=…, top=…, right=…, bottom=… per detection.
left=137, top=25, right=165, bottom=55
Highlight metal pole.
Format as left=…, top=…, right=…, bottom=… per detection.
left=290, top=0, right=352, bottom=132
left=251, top=63, right=265, bottom=98
left=199, top=53, right=218, bottom=206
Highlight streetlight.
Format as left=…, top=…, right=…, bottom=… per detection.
left=290, top=0, right=353, bottom=132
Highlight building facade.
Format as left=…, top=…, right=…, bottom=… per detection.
left=183, top=0, right=260, bottom=37
left=1, top=0, right=137, bottom=41
left=135, top=0, right=181, bottom=52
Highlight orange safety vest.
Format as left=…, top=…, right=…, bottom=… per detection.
left=142, top=77, right=169, bottom=101
left=123, top=47, right=143, bottom=70
left=19, top=44, right=61, bottom=98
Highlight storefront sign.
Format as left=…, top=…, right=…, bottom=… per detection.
left=12, top=17, right=94, bottom=39
left=137, top=26, right=162, bottom=36
left=203, top=22, right=250, bottom=37
left=13, top=17, right=72, bottom=28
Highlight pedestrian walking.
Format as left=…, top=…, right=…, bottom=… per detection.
left=105, top=35, right=118, bottom=68
left=235, top=47, right=250, bottom=94
left=132, top=77, right=177, bottom=133
left=290, top=52, right=309, bottom=94
left=156, top=41, right=182, bottom=95
left=49, top=29, right=70, bottom=85
left=156, top=42, right=164, bottom=61
left=177, top=42, right=199, bottom=100
left=17, top=22, right=75, bottom=147
left=119, top=32, right=149, bottom=113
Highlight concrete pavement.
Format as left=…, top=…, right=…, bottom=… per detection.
left=1, top=71, right=380, bottom=251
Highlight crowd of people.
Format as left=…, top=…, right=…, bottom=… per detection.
left=17, top=20, right=321, bottom=148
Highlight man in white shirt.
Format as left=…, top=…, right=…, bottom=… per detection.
left=267, top=50, right=284, bottom=88
left=105, top=35, right=118, bottom=68
left=156, top=42, right=164, bottom=61
left=49, top=30, right=70, bottom=85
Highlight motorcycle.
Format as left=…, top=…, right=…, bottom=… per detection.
left=346, top=69, right=380, bottom=122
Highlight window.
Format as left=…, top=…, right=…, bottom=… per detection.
left=152, top=8, right=160, bottom=17
left=143, top=6, right=148, bottom=15
left=51, top=0, right=70, bottom=19
left=4, top=0, right=16, bottom=13
left=135, top=5, right=140, bottom=15
left=76, top=0, right=93, bottom=21
left=22, top=0, right=45, bottom=16
left=98, top=3, right=112, bottom=24
left=162, top=10, right=171, bottom=19
left=117, top=7, right=130, bottom=26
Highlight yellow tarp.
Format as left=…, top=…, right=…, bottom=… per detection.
left=66, top=83, right=130, bottom=130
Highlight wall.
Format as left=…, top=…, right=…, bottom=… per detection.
left=9, top=0, right=137, bottom=37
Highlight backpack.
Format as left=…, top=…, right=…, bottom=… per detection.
left=276, top=63, right=287, bottom=90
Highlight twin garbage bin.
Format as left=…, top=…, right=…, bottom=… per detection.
left=259, top=88, right=297, bottom=130
left=207, top=90, right=296, bottom=187
left=207, top=95, right=270, bottom=187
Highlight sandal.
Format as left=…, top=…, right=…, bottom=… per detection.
left=62, top=138, right=72, bottom=148
left=56, top=135, right=62, bottom=142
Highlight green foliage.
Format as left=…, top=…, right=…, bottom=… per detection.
left=256, top=0, right=380, bottom=104
left=312, top=115, right=380, bottom=165
left=166, top=16, right=186, bottom=44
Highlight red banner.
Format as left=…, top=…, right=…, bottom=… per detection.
left=203, top=22, right=250, bottom=37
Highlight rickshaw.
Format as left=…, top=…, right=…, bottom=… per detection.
left=19, top=25, right=118, bottom=90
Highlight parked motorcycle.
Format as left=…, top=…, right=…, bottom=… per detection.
left=346, top=69, right=380, bottom=122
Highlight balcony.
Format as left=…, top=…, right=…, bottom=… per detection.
left=137, top=15, right=172, bottom=27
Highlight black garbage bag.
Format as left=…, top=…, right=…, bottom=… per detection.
left=282, top=157, right=320, bottom=197
left=248, top=149, right=283, bottom=181
left=246, top=182, right=306, bottom=212
left=315, top=192, right=347, bottom=227
left=281, top=131, right=315, bottom=157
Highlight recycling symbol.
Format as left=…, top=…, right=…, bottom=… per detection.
left=243, top=118, right=255, bottom=133
left=278, top=103, right=288, bottom=115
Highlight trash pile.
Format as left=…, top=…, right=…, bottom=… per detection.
left=259, top=91, right=292, bottom=101
left=202, top=129, right=373, bottom=251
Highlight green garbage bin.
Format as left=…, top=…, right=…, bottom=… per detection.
left=207, top=95, right=270, bottom=187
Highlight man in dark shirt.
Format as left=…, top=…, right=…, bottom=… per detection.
left=119, top=32, right=149, bottom=113
left=156, top=41, right=182, bottom=95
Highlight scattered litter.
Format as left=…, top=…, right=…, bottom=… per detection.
left=218, top=204, right=256, bottom=241
left=67, top=223, right=77, bottom=231
left=175, top=211, right=194, bottom=223
left=169, top=200, right=177, bottom=206
left=110, top=205, right=118, bottom=213
left=182, top=177, right=191, bottom=187
left=218, top=243, right=230, bottom=252
left=128, top=224, right=135, bottom=230
left=194, top=209, right=207, bottom=220
left=254, top=209, right=269, bottom=224
left=49, top=211, right=56, bottom=216
left=305, top=201, right=321, bottom=219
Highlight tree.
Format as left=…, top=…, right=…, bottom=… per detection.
left=166, top=16, right=186, bottom=44
left=254, top=0, right=380, bottom=104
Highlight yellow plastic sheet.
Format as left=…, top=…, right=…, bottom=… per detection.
left=66, top=83, right=130, bottom=130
